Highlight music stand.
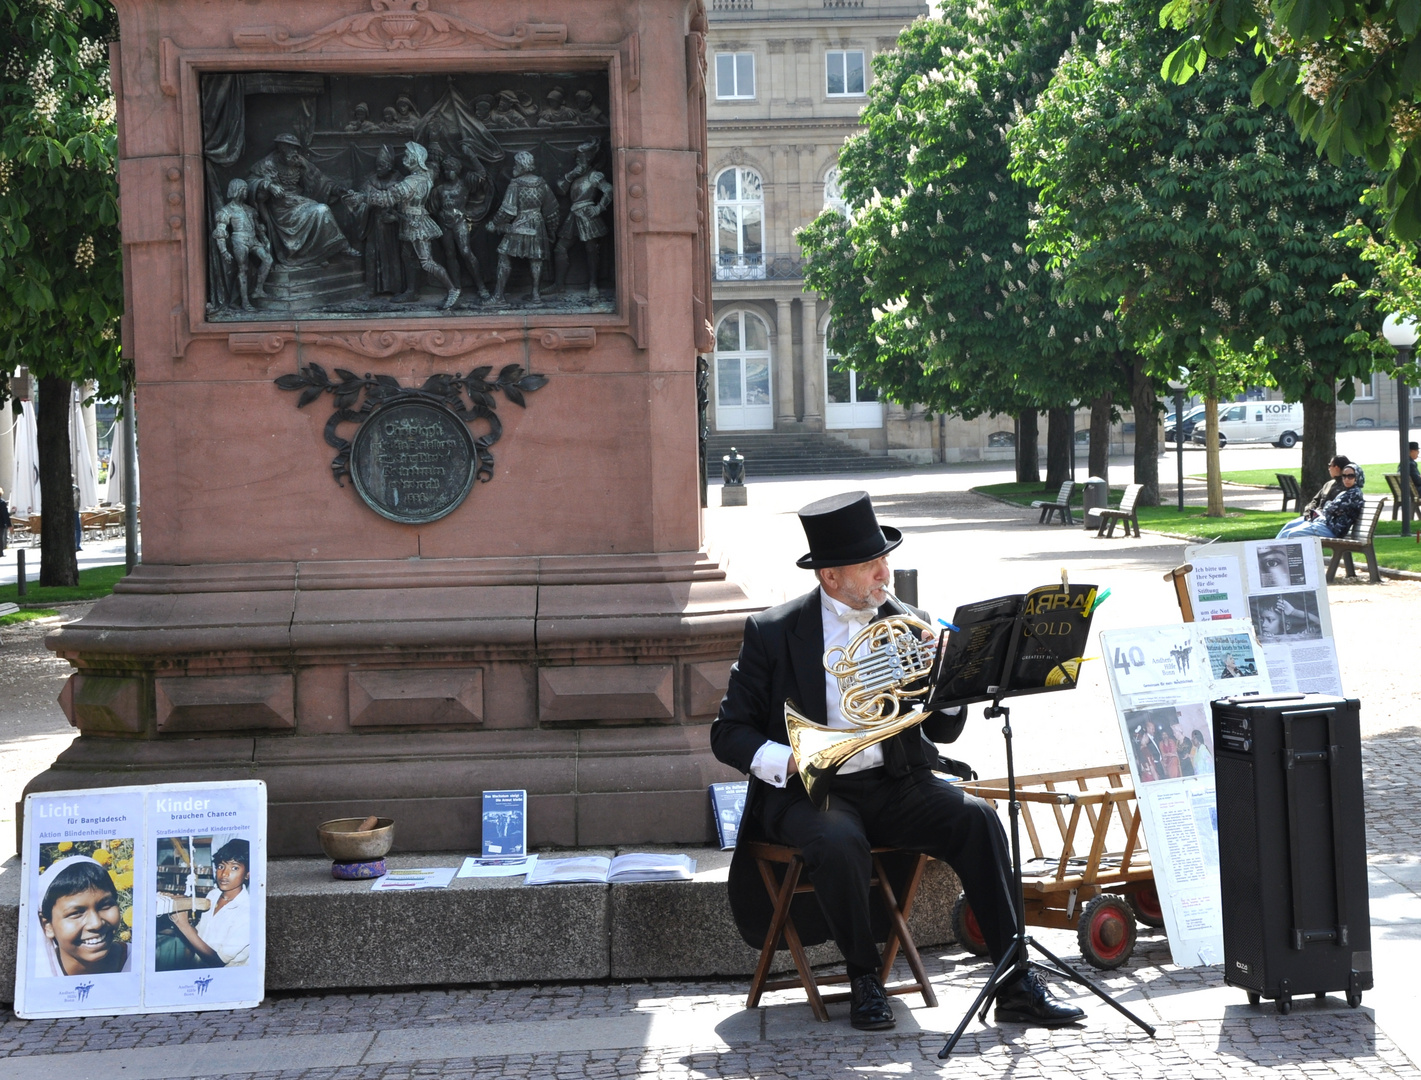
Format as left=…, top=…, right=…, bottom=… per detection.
left=924, top=585, right=1157, bottom=1057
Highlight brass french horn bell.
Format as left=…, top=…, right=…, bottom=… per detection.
left=784, top=592, right=938, bottom=807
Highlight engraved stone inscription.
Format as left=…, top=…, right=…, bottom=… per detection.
left=201, top=71, right=614, bottom=320
left=349, top=400, right=477, bottom=523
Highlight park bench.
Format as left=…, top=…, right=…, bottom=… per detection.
left=1321, top=495, right=1388, bottom=584
left=1087, top=482, right=1143, bottom=538
left=1031, top=480, right=1075, bottom=525
left=1384, top=473, right=1420, bottom=520
left=1276, top=473, right=1303, bottom=513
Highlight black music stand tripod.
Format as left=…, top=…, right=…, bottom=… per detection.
left=937, top=619, right=1157, bottom=1056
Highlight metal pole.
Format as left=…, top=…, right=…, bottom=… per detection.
left=16, top=548, right=25, bottom=598
left=1069, top=405, right=1077, bottom=482
left=1174, top=386, right=1185, bottom=511
left=122, top=386, right=138, bottom=572
left=1400, top=352, right=1413, bottom=538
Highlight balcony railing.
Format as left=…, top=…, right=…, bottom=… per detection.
left=714, top=252, right=805, bottom=281
left=711, top=0, right=754, bottom=9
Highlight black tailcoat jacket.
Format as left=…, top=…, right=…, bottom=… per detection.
left=710, top=587, right=967, bottom=948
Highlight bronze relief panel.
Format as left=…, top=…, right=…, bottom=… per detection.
left=201, top=71, right=614, bottom=321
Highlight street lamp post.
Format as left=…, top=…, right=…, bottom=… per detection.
left=1167, top=378, right=1186, bottom=511
left=1383, top=315, right=1417, bottom=539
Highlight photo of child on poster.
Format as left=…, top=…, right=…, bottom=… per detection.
left=1253, top=542, right=1308, bottom=589
left=33, top=839, right=135, bottom=978
left=1248, top=592, right=1323, bottom=642
left=154, top=835, right=252, bottom=971
left=1203, top=633, right=1259, bottom=680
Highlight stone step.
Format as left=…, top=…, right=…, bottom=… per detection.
left=0, top=848, right=960, bottom=999
left=705, top=432, right=915, bottom=477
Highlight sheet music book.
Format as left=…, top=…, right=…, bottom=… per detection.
left=709, top=781, right=748, bottom=850
left=925, top=584, right=1098, bottom=709
left=481, top=789, right=526, bottom=858
left=524, top=853, right=696, bottom=885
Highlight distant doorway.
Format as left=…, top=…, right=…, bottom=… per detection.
left=824, top=342, right=882, bottom=429
left=714, top=311, right=774, bottom=430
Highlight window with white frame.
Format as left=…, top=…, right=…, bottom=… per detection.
left=823, top=167, right=849, bottom=218
left=715, top=52, right=755, bottom=99
left=824, top=333, right=883, bottom=429
left=714, top=167, right=764, bottom=278
left=1353, top=375, right=1376, bottom=400
left=826, top=50, right=866, bottom=97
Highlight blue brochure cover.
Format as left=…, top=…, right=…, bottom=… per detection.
left=481, top=790, right=527, bottom=857
left=709, top=781, right=748, bottom=850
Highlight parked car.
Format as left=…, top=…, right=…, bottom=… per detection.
left=1190, top=401, right=1304, bottom=448
left=1165, top=406, right=1207, bottom=443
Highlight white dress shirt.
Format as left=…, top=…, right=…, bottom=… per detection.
left=196, top=886, right=251, bottom=966
left=750, top=589, right=884, bottom=787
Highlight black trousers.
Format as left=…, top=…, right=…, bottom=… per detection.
left=757, top=766, right=1017, bottom=971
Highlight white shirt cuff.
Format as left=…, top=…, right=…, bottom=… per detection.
left=751, top=741, right=795, bottom=788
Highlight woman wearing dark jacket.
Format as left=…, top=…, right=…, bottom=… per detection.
left=1277, top=465, right=1365, bottom=538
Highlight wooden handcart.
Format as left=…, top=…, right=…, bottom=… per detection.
left=949, top=763, right=1160, bottom=969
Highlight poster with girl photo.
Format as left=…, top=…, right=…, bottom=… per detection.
left=1248, top=591, right=1323, bottom=642
left=17, top=787, right=147, bottom=1018
left=143, top=781, right=265, bottom=1012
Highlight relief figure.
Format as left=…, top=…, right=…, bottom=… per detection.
left=211, top=179, right=273, bottom=310
left=430, top=145, right=494, bottom=299
left=349, top=141, right=459, bottom=309
left=351, top=145, right=406, bottom=297
left=248, top=134, right=360, bottom=267
left=486, top=150, right=559, bottom=304
left=552, top=141, right=612, bottom=298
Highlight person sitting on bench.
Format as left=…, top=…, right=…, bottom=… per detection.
left=1275, top=456, right=1350, bottom=536
left=1276, top=465, right=1364, bottom=539
left=711, top=491, right=1084, bottom=1031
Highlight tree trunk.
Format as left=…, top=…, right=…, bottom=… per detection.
left=1015, top=410, right=1040, bottom=483
left=1300, top=392, right=1337, bottom=498
left=1088, top=393, right=1112, bottom=483
left=1204, top=377, right=1223, bottom=517
left=1128, top=357, right=1160, bottom=506
left=37, top=376, right=79, bottom=587
left=1045, top=406, right=1072, bottom=486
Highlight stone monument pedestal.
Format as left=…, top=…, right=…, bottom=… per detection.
left=30, top=0, right=743, bottom=855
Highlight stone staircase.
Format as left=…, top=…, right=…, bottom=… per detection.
left=705, top=431, right=915, bottom=478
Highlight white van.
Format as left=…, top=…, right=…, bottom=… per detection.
left=1191, top=401, right=1304, bottom=448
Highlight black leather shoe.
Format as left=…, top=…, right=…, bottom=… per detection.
left=994, top=971, right=1085, bottom=1027
left=849, top=973, right=896, bottom=1030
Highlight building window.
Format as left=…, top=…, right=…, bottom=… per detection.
left=714, top=167, right=765, bottom=279
left=824, top=335, right=883, bottom=429
left=823, top=167, right=849, bottom=218
left=714, top=311, right=774, bottom=430
left=1352, top=375, right=1375, bottom=400
left=716, top=53, right=755, bottom=99
left=826, top=50, right=866, bottom=97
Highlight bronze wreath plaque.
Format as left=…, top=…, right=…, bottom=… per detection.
left=348, top=398, right=478, bottom=523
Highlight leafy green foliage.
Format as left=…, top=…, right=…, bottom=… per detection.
left=797, top=0, right=1131, bottom=421
left=1, top=0, right=124, bottom=395
left=1012, top=3, right=1378, bottom=405
left=1160, top=0, right=1421, bottom=238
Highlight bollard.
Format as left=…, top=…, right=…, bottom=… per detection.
left=16, top=548, right=26, bottom=597
left=893, top=568, right=918, bottom=608
left=720, top=447, right=747, bottom=506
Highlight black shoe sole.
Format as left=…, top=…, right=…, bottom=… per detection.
left=993, top=1007, right=1084, bottom=1027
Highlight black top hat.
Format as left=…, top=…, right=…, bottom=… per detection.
left=796, top=491, right=902, bottom=570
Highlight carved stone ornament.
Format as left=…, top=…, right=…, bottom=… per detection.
left=234, top=0, right=567, bottom=53
left=274, top=362, right=549, bottom=519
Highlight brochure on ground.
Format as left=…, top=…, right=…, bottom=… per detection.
left=523, top=853, right=697, bottom=885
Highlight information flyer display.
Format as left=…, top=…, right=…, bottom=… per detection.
left=17, top=781, right=266, bottom=1019
left=1185, top=539, right=1343, bottom=697
left=1101, top=620, right=1266, bottom=967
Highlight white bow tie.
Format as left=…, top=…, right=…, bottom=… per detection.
left=837, top=607, right=877, bottom=626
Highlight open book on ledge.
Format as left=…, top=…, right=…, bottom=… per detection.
left=524, top=852, right=697, bottom=885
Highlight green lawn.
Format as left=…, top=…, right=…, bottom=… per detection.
left=0, top=608, right=61, bottom=626
left=0, top=563, right=128, bottom=607
left=975, top=481, right=1125, bottom=508
left=1200, top=465, right=1392, bottom=495
left=974, top=483, right=1421, bottom=571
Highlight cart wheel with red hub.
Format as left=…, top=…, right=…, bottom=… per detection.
left=951, top=892, right=989, bottom=956
left=1077, top=894, right=1137, bottom=969
left=1127, top=883, right=1165, bottom=928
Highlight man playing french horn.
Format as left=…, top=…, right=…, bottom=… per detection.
left=711, top=491, right=1084, bottom=1031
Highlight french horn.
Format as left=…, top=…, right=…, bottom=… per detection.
left=785, top=592, right=938, bottom=807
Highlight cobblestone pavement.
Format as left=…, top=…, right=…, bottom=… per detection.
left=2, top=480, right=1418, bottom=1078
